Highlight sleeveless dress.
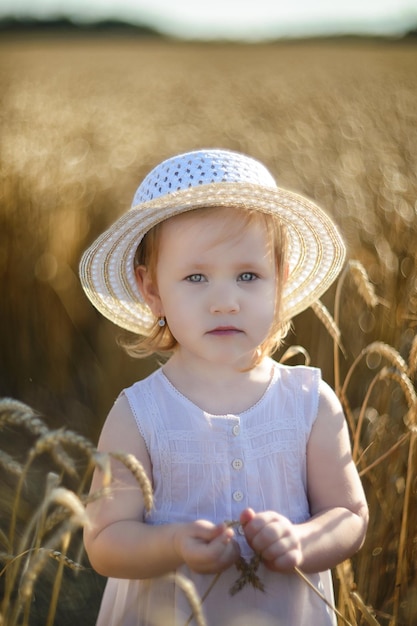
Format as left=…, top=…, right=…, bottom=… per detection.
left=95, top=359, right=337, bottom=626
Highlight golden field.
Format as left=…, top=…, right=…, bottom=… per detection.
left=0, top=35, right=416, bottom=625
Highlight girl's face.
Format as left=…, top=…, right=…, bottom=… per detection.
left=139, top=209, right=278, bottom=370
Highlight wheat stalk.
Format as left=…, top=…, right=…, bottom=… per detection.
left=229, top=556, right=354, bottom=626
left=408, top=334, right=417, bottom=379
left=2, top=478, right=88, bottom=623
left=349, top=591, right=381, bottom=625
left=92, top=450, right=113, bottom=487
left=294, top=566, right=355, bottom=626
left=8, top=427, right=95, bottom=551
left=229, top=554, right=264, bottom=596
left=46, top=487, right=89, bottom=527
left=311, top=300, right=345, bottom=356
left=348, top=261, right=380, bottom=309
left=109, top=451, right=153, bottom=513
left=29, top=428, right=95, bottom=464
left=3, top=473, right=57, bottom=617
left=378, top=366, right=417, bottom=432
left=341, top=342, right=409, bottom=399
left=279, top=344, right=311, bottom=365
left=352, top=366, right=416, bottom=464
left=45, top=533, right=72, bottom=626
left=20, top=488, right=87, bottom=620
left=336, top=560, right=360, bottom=625
left=381, top=367, right=417, bottom=408
left=5, top=487, right=88, bottom=626
left=0, top=398, right=49, bottom=437
left=0, top=450, right=23, bottom=476
left=333, top=261, right=380, bottom=395
left=390, top=431, right=417, bottom=626
left=162, top=572, right=206, bottom=626
left=0, top=527, right=10, bottom=553
left=18, top=527, right=71, bottom=602
left=358, top=432, right=409, bottom=477
left=81, top=486, right=113, bottom=506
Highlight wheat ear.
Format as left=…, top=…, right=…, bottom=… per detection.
left=110, top=451, right=153, bottom=513
left=407, top=334, right=417, bottom=378
left=279, top=345, right=311, bottom=365
left=311, top=300, right=346, bottom=356
left=0, top=450, right=23, bottom=476
left=0, top=398, right=49, bottom=437
left=348, top=260, right=380, bottom=308
left=342, top=341, right=409, bottom=398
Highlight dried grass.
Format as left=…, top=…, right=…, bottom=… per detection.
left=0, top=400, right=153, bottom=626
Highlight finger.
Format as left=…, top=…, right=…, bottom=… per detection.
left=192, top=519, right=218, bottom=538
left=265, top=545, right=302, bottom=571
left=210, top=536, right=241, bottom=570
left=239, top=507, right=256, bottom=526
left=192, top=521, right=235, bottom=546
left=209, top=524, right=235, bottom=546
left=243, top=514, right=289, bottom=553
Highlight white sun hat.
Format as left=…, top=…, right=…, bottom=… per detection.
left=79, top=148, right=345, bottom=334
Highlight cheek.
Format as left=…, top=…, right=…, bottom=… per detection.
left=254, top=284, right=278, bottom=327
left=163, top=307, right=196, bottom=346
left=159, top=289, right=193, bottom=326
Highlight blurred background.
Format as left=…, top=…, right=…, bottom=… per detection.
left=1, top=0, right=417, bottom=40
left=1, top=1, right=417, bottom=624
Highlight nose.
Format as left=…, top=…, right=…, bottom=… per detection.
left=209, top=284, right=240, bottom=315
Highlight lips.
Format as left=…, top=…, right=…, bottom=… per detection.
left=207, top=326, right=243, bottom=336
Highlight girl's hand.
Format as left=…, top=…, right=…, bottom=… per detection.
left=174, top=520, right=240, bottom=574
left=240, top=508, right=302, bottom=572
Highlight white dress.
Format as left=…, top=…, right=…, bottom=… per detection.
left=96, top=359, right=337, bottom=626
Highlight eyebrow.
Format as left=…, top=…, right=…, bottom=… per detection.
left=179, top=258, right=271, bottom=272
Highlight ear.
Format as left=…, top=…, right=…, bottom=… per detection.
left=135, top=265, right=164, bottom=317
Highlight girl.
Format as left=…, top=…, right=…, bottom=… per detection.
left=80, top=149, right=368, bottom=626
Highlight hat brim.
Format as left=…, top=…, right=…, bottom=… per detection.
left=79, top=181, right=345, bottom=335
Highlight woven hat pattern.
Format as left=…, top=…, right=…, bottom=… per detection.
left=133, top=150, right=276, bottom=204
left=80, top=149, right=345, bottom=335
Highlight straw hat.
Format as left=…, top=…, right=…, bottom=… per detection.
left=79, top=149, right=345, bottom=334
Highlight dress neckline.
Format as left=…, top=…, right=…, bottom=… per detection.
left=158, top=359, right=279, bottom=417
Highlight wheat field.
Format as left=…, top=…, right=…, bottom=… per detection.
left=0, top=34, right=416, bottom=625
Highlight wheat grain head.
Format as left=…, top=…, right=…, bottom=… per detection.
left=109, top=451, right=153, bottom=513
left=27, top=428, right=96, bottom=477
left=311, top=300, right=345, bottom=354
left=348, top=260, right=380, bottom=308
left=279, top=345, right=311, bottom=366
left=0, top=450, right=23, bottom=476
left=0, top=398, right=49, bottom=437
left=408, top=334, right=417, bottom=379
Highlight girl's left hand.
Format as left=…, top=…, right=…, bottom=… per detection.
left=239, top=508, right=302, bottom=572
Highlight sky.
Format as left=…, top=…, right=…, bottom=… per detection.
left=1, top=0, right=417, bottom=41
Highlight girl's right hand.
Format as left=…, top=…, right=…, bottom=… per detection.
left=174, top=520, right=240, bottom=574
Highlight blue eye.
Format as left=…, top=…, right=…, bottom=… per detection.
left=187, top=274, right=205, bottom=282
left=239, top=272, right=257, bottom=282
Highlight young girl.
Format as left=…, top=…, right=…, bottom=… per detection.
left=80, top=149, right=368, bottom=626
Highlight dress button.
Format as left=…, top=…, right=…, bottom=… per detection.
left=232, top=424, right=240, bottom=436
left=232, top=490, right=244, bottom=502
left=232, top=458, right=243, bottom=470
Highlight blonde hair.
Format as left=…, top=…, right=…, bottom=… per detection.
left=121, top=206, right=290, bottom=365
